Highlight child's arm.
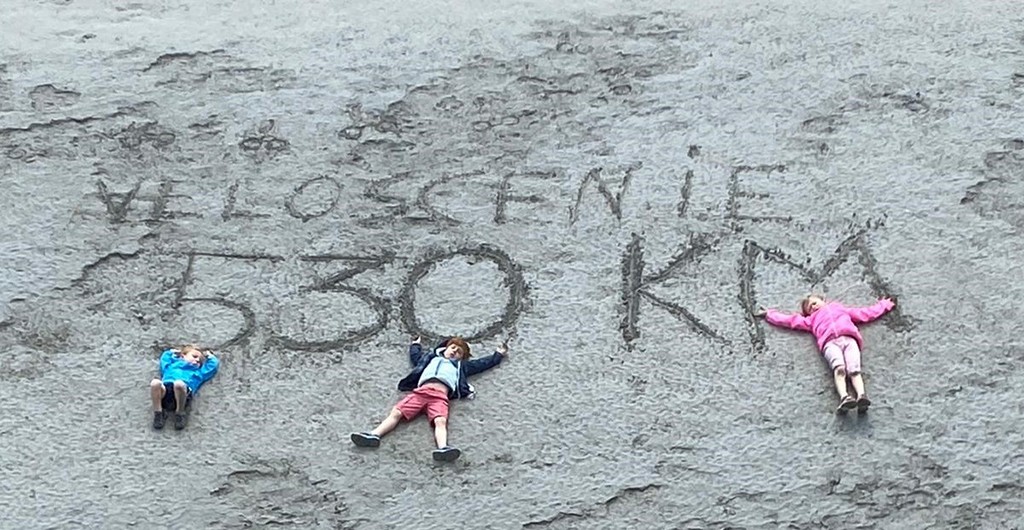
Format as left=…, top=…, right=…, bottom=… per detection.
left=199, top=352, right=220, bottom=383
left=408, top=337, right=433, bottom=366
left=159, top=349, right=177, bottom=375
left=763, top=309, right=811, bottom=331
left=845, top=298, right=895, bottom=324
left=464, top=342, right=508, bottom=377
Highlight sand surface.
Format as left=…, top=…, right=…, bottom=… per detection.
left=1, top=0, right=1023, bottom=528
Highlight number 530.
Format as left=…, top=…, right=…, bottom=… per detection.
left=171, top=245, right=524, bottom=351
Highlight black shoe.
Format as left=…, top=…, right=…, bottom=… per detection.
left=432, top=446, right=461, bottom=462
left=153, top=411, right=166, bottom=430
left=836, top=395, right=857, bottom=414
left=351, top=432, right=381, bottom=448
left=857, top=395, right=871, bottom=412
left=173, top=412, right=187, bottom=430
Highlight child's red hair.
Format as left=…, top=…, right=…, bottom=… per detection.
left=448, top=337, right=471, bottom=359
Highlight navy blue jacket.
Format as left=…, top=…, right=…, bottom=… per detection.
left=397, top=338, right=503, bottom=399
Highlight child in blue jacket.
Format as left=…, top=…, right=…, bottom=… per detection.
left=149, top=345, right=220, bottom=430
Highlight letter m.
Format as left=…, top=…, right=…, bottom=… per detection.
left=738, top=228, right=914, bottom=354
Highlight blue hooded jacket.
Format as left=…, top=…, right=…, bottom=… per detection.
left=397, top=338, right=503, bottom=400
left=160, top=349, right=220, bottom=393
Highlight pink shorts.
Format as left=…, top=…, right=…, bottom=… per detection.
left=395, top=386, right=450, bottom=423
left=822, top=336, right=862, bottom=374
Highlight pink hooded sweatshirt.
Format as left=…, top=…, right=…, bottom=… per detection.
left=764, top=299, right=894, bottom=352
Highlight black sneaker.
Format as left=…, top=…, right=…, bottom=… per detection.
left=173, top=412, right=187, bottom=430
left=857, top=395, right=872, bottom=412
left=432, top=446, right=461, bottom=462
left=153, top=411, right=166, bottom=430
left=351, top=432, right=381, bottom=448
left=836, top=395, right=857, bottom=414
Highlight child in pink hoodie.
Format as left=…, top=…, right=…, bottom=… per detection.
left=755, top=295, right=895, bottom=413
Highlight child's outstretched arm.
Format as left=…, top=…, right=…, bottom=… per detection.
left=760, top=308, right=812, bottom=331
left=408, top=336, right=432, bottom=366
left=464, top=342, right=508, bottom=377
left=845, top=298, right=895, bottom=324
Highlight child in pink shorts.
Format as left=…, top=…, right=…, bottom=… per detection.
left=350, top=336, right=508, bottom=462
left=756, top=295, right=895, bottom=413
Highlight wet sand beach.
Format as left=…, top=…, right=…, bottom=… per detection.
left=1, top=0, right=1023, bottom=527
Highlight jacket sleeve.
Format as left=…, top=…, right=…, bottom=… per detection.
left=199, top=354, right=220, bottom=383
left=764, top=310, right=811, bottom=331
left=463, top=352, right=503, bottom=377
left=408, top=343, right=432, bottom=366
left=159, top=350, right=176, bottom=375
left=845, top=299, right=895, bottom=324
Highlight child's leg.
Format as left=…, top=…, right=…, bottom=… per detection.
left=850, top=374, right=866, bottom=397
left=823, top=341, right=849, bottom=399
left=356, top=392, right=425, bottom=443
left=149, top=379, right=165, bottom=411
left=429, top=408, right=460, bottom=461
left=353, top=407, right=407, bottom=447
left=371, top=408, right=405, bottom=437
left=831, top=367, right=849, bottom=399
left=432, top=417, right=448, bottom=449
left=851, top=372, right=871, bottom=411
left=424, top=390, right=452, bottom=448
left=841, top=338, right=866, bottom=397
left=172, top=381, right=189, bottom=413
left=429, top=411, right=461, bottom=461
left=424, top=391, right=459, bottom=461
left=831, top=367, right=857, bottom=412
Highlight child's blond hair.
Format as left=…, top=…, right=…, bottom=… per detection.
left=180, top=344, right=207, bottom=362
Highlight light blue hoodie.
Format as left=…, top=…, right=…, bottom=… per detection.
left=417, top=355, right=461, bottom=392
left=160, top=350, right=220, bottom=393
